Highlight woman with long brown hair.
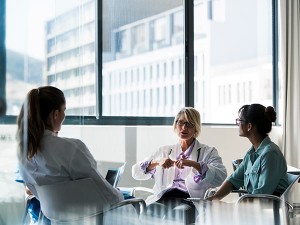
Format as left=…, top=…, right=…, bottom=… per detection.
left=17, top=86, right=123, bottom=211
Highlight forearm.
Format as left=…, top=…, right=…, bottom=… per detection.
left=190, top=160, right=201, bottom=172
left=210, top=180, right=234, bottom=200
left=146, top=160, right=159, bottom=172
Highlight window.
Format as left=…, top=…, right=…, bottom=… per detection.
left=1, top=0, right=279, bottom=125
left=194, top=0, right=274, bottom=124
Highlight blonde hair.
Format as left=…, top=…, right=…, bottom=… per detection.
left=173, top=107, right=201, bottom=138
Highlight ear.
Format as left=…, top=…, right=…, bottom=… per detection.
left=247, top=123, right=252, bottom=132
left=53, top=109, right=59, bottom=120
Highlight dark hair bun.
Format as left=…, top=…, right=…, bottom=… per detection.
left=265, top=106, right=276, bottom=122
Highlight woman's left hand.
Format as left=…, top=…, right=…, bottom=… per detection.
left=175, top=159, right=191, bottom=169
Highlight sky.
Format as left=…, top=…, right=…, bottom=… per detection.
left=6, top=0, right=79, bottom=60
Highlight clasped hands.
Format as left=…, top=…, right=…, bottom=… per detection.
left=160, top=157, right=190, bottom=169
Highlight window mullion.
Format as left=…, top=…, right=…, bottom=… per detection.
left=184, top=0, right=194, bottom=107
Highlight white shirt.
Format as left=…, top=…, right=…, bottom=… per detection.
left=19, top=129, right=124, bottom=208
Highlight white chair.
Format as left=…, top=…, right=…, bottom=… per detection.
left=34, top=178, right=146, bottom=225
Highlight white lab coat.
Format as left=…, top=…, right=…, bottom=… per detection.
left=19, top=129, right=124, bottom=209
left=132, top=140, right=227, bottom=205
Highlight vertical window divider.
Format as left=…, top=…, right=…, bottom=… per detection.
left=96, top=0, right=103, bottom=118
left=0, top=0, right=6, bottom=101
left=184, top=0, right=194, bottom=107
left=272, top=0, right=279, bottom=126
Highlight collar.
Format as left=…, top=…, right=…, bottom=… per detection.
left=44, top=129, right=58, bottom=137
left=249, top=136, right=271, bottom=156
left=178, top=139, right=196, bottom=159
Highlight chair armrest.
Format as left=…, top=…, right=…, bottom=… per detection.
left=236, top=193, right=294, bottom=212
left=109, top=198, right=147, bottom=215
left=119, top=187, right=154, bottom=195
left=231, top=189, right=248, bottom=194
left=237, top=193, right=281, bottom=203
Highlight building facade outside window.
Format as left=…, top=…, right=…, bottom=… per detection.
left=3, top=0, right=278, bottom=124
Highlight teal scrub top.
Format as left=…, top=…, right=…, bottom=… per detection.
left=228, top=136, right=289, bottom=195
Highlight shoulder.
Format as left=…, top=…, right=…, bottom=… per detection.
left=62, top=137, right=85, bottom=146
left=45, top=135, right=87, bottom=152
left=260, top=140, right=281, bottom=155
left=258, top=141, right=285, bottom=162
left=195, top=140, right=217, bottom=152
left=159, top=143, right=179, bottom=150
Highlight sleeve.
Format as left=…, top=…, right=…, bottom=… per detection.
left=185, top=146, right=227, bottom=198
left=132, top=146, right=169, bottom=180
left=252, top=150, right=286, bottom=194
left=193, top=161, right=208, bottom=183
left=69, top=140, right=124, bottom=206
left=201, top=147, right=227, bottom=187
left=227, top=157, right=247, bottom=190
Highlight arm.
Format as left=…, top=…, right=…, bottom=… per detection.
left=175, top=159, right=201, bottom=172
left=207, top=155, right=247, bottom=200
left=69, top=140, right=124, bottom=204
left=183, top=146, right=228, bottom=199
left=206, top=180, right=234, bottom=200
left=197, top=147, right=227, bottom=187
left=132, top=146, right=173, bottom=180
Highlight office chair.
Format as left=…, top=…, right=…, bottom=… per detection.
left=231, top=159, right=248, bottom=196
left=235, top=173, right=300, bottom=225
left=34, top=178, right=146, bottom=225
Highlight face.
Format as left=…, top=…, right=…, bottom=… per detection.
left=175, top=115, right=196, bottom=141
left=236, top=112, right=251, bottom=137
left=53, top=104, right=66, bottom=133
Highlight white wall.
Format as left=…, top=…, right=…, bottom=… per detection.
left=0, top=124, right=283, bottom=207
left=59, top=125, right=283, bottom=189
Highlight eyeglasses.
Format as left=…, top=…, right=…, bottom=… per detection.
left=176, top=120, right=194, bottom=128
left=236, top=118, right=246, bottom=126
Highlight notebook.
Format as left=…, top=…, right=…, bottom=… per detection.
left=105, top=162, right=126, bottom=188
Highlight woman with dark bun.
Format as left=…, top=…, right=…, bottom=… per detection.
left=207, top=103, right=288, bottom=200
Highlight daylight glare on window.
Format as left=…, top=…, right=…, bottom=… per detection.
left=5, top=0, right=275, bottom=124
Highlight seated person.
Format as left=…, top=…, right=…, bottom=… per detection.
left=207, top=104, right=289, bottom=201
left=17, top=86, right=124, bottom=216
left=132, top=107, right=227, bottom=222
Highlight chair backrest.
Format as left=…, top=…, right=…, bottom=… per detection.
left=35, top=178, right=107, bottom=222
left=232, top=159, right=243, bottom=172
left=281, top=173, right=300, bottom=202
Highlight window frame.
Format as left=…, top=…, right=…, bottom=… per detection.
left=0, top=0, right=279, bottom=126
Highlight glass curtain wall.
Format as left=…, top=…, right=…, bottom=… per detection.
left=194, top=0, right=274, bottom=124
left=3, top=0, right=275, bottom=122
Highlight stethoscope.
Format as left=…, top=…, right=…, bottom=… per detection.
left=169, top=147, right=201, bottom=161
left=196, top=148, right=201, bottom=162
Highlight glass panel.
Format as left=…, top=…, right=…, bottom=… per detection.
left=6, top=0, right=96, bottom=116
left=102, top=0, right=184, bottom=116
left=194, top=0, right=273, bottom=123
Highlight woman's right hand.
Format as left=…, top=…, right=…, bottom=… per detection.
left=160, top=158, right=174, bottom=169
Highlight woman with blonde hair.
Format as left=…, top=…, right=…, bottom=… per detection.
left=132, top=107, right=227, bottom=223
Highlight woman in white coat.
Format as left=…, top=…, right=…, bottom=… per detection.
left=17, top=86, right=124, bottom=217
left=132, top=107, right=227, bottom=222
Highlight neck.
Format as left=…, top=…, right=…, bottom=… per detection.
left=180, top=138, right=194, bottom=151
left=249, top=134, right=265, bottom=150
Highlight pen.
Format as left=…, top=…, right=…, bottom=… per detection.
left=169, top=149, right=172, bottom=156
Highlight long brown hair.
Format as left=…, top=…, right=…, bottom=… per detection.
left=17, top=86, right=65, bottom=161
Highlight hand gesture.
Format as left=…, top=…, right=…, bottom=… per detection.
left=175, top=158, right=190, bottom=169
left=161, top=158, right=174, bottom=169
